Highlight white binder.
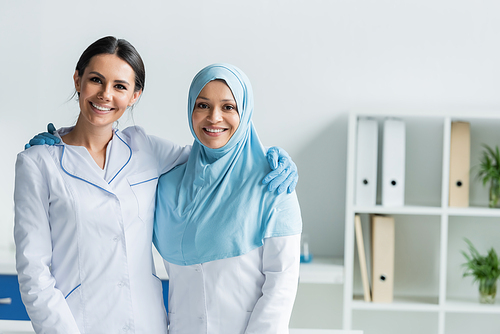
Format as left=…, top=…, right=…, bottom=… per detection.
left=382, top=118, right=406, bottom=206
left=355, top=118, right=378, bottom=206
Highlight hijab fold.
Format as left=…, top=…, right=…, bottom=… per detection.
left=153, top=64, right=302, bottom=266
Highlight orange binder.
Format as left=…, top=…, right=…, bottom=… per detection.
left=449, top=121, right=470, bottom=207
left=371, top=215, right=395, bottom=303
left=355, top=215, right=371, bottom=302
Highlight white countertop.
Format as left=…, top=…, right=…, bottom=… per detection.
left=299, top=257, right=344, bottom=284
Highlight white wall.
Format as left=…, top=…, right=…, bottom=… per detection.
left=2, top=0, right=500, bottom=263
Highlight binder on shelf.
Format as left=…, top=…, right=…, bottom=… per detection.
left=371, top=214, right=395, bottom=303
left=381, top=118, right=406, bottom=207
left=449, top=121, right=470, bottom=207
left=355, top=118, right=378, bottom=206
left=354, top=215, right=371, bottom=302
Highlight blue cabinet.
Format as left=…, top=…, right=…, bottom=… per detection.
left=0, top=275, right=29, bottom=320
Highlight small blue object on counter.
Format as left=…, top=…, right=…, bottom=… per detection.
left=300, top=253, right=313, bottom=263
left=300, top=235, right=313, bottom=263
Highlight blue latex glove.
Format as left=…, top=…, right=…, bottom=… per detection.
left=263, top=146, right=299, bottom=194
left=25, top=123, right=60, bottom=149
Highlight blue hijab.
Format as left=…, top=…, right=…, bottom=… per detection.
left=153, top=64, right=302, bottom=266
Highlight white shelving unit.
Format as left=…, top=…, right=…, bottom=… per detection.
left=343, top=111, right=500, bottom=334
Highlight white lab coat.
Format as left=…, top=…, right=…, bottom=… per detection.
left=164, top=234, right=301, bottom=334
left=14, top=126, right=190, bottom=334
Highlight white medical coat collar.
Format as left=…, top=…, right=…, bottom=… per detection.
left=54, top=126, right=132, bottom=194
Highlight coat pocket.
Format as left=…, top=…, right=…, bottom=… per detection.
left=64, top=283, right=84, bottom=330
left=127, top=169, right=159, bottom=223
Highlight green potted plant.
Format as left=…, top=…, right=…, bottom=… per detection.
left=476, top=144, right=500, bottom=208
left=461, top=238, right=500, bottom=304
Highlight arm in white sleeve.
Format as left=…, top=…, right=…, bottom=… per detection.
left=145, top=132, right=191, bottom=175
left=244, top=234, right=301, bottom=334
left=14, top=153, right=80, bottom=334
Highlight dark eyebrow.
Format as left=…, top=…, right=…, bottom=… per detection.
left=114, top=79, right=131, bottom=86
left=89, top=71, right=105, bottom=79
left=89, top=71, right=130, bottom=86
left=196, top=96, right=235, bottom=103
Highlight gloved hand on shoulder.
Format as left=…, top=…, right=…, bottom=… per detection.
left=25, top=123, right=60, bottom=149
left=263, top=146, right=299, bottom=194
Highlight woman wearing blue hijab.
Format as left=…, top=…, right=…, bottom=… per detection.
left=154, top=64, right=302, bottom=334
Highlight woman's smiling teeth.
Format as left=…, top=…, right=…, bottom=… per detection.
left=205, top=128, right=225, bottom=133
left=91, top=102, right=112, bottom=111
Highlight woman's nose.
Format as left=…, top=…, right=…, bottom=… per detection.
left=98, top=85, right=112, bottom=101
left=207, top=108, right=223, bottom=123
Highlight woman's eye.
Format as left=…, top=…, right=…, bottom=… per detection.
left=90, top=77, right=101, bottom=83
left=197, top=103, right=208, bottom=109
left=115, top=84, right=126, bottom=90
left=224, top=105, right=236, bottom=111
